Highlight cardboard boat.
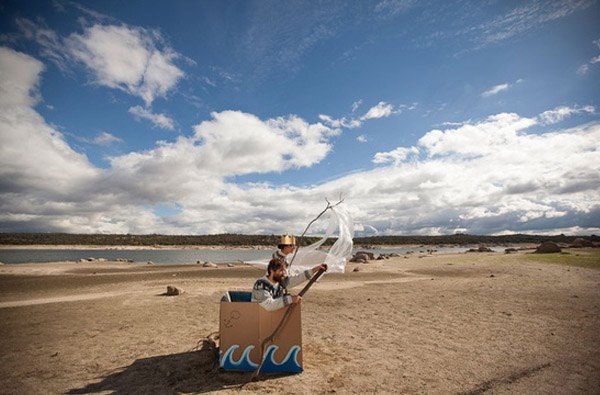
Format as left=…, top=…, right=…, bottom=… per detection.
left=219, top=291, right=303, bottom=373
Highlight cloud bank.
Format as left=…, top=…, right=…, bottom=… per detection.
left=1, top=47, right=599, bottom=236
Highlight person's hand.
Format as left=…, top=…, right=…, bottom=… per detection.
left=291, top=295, right=302, bottom=304
left=313, top=263, right=328, bottom=274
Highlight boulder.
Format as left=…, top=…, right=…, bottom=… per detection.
left=203, top=261, right=218, bottom=268
left=165, top=285, right=183, bottom=296
left=535, top=242, right=561, bottom=254
left=355, top=251, right=376, bottom=260
left=569, top=238, right=593, bottom=248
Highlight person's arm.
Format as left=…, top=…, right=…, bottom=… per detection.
left=283, top=264, right=328, bottom=289
left=252, top=288, right=299, bottom=311
left=283, top=269, right=312, bottom=289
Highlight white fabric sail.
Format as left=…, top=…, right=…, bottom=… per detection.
left=246, top=203, right=354, bottom=274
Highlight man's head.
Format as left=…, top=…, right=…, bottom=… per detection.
left=267, top=258, right=286, bottom=283
left=277, top=234, right=296, bottom=255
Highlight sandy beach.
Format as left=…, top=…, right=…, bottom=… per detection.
left=0, top=250, right=599, bottom=394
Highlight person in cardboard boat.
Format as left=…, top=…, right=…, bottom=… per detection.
left=252, top=258, right=327, bottom=311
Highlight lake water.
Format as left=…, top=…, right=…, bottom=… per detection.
left=0, top=245, right=507, bottom=265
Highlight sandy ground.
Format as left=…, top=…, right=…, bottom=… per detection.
left=0, top=251, right=599, bottom=394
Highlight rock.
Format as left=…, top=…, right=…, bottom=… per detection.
left=78, top=259, right=87, bottom=263
left=504, top=248, right=518, bottom=254
left=165, top=286, right=183, bottom=296
left=226, top=263, right=235, bottom=268
left=355, top=251, right=376, bottom=260
left=352, top=267, right=360, bottom=272
left=127, top=259, right=134, bottom=263
left=569, top=238, right=593, bottom=248
left=87, top=257, right=95, bottom=261
left=203, top=261, right=218, bottom=268
left=196, top=260, right=201, bottom=264
left=97, top=258, right=107, bottom=262
left=467, top=246, right=494, bottom=253
left=535, top=242, right=561, bottom=254
left=147, top=261, right=154, bottom=265
left=389, top=253, right=401, bottom=257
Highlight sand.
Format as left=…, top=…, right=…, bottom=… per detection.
left=0, top=251, right=599, bottom=394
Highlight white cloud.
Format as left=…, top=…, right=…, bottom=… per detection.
left=15, top=18, right=71, bottom=73
left=577, top=64, right=589, bottom=75
left=93, top=131, right=122, bottom=145
left=356, top=135, right=367, bottom=143
left=318, top=114, right=361, bottom=129
left=361, top=101, right=395, bottom=120
left=373, top=146, right=419, bottom=165
left=128, top=106, right=175, bottom=130
left=576, top=38, right=600, bottom=75
left=538, top=105, right=595, bottom=125
left=475, top=0, right=593, bottom=46
left=66, top=24, right=184, bottom=106
left=111, top=110, right=340, bottom=180
left=15, top=17, right=185, bottom=106
left=481, top=83, right=509, bottom=97
left=320, top=100, right=404, bottom=131
left=0, top=46, right=98, bottom=195
left=375, top=0, right=416, bottom=16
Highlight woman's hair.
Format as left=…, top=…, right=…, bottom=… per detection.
left=267, top=258, right=285, bottom=275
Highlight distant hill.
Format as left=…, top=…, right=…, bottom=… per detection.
left=0, top=233, right=597, bottom=246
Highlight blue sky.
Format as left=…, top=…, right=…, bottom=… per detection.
left=0, top=0, right=599, bottom=236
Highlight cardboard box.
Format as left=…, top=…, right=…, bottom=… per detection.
left=219, top=291, right=303, bottom=373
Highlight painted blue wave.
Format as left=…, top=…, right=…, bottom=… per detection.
left=220, top=344, right=302, bottom=373
left=220, top=345, right=258, bottom=371
left=261, top=345, right=302, bottom=373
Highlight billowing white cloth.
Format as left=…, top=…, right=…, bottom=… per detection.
left=246, top=203, right=354, bottom=274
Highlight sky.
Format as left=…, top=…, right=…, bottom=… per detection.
left=0, top=0, right=599, bottom=237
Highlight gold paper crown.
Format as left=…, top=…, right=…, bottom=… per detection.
left=279, top=234, right=296, bottom=245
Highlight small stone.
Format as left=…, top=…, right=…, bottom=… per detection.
left=165, top=285, right=183, bottom=296
left=226, top=263, right=235, bottom=268
left=353, top=267, right=360, bottom=272
left=489, top=274, right=495, bottom=278
left=147, top=261, right=154, bottom=265
left=203, top=262, right=218, bottom=268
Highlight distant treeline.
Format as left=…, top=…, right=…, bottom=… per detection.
left=0, top=233, right=597, bottom=246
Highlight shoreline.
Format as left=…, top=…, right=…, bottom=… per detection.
left=0, top=242, right=539, bottom=250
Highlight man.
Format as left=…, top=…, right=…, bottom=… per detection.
left=272, top=234, right=296, bottom=265
left=252, top=258, right=327, bottom=311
